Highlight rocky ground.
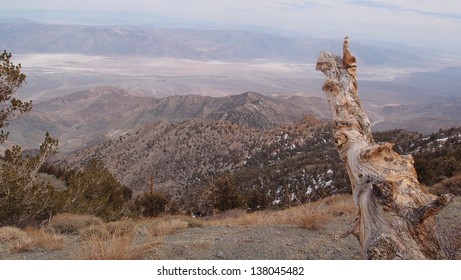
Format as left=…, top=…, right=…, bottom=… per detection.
left=1, top=197, right=460, bottom=260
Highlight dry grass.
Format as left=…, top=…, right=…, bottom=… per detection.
left=281, top=194, right=355, bottom=229
left=280, top=201, right=331, bottom=230
left=171, top=215, right=205, bottom=228
left=72, top=217, right=160, bottom=260
left=0, top=226, right=64, bottom=253
left=427, top=173, right=461, bottom=196
left=9, top=235, right=35, bottom=253
left=79, top=220, right=139, bottom=241
left=106, top=220, right=136, bottom=236
left=25, top=227, right=65, bottom=251
left=0, top=195, right=357, bottom=258
left=78, top=224, right=110, bottom=240
left=74, top=231, right=159, bottom=260
left=147, top=219, right=189, bottom=236
left=0, top=226, right=28, bottom=243
left=135, top=215, right=204, bottom=237
left=205, top=194, right=355, bottom=230
left=47, top=213, right=103, bottom=234
left=208, top=210, right=276, bottom=226
left=321, top=194, right=356, bottom=215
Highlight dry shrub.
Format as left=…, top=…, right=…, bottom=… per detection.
left=9, top=235, right=35, bottom=253
left=137, top=215, right=203, bottom=236
left=0, top=226, right=64, bottom=253
left=233, top=211, right=277, bottom=226
left=47, top=213, right=103, bottom=234
left=148, top=219, right=188, bottom=236
left=79, top=224, right=110, bottom=240
left=74, top=232, right=159, bottom=260
left=25, top=227, right=64, bottom=251
left=204, top=195, right=355, bottom=229
left=277, top=194, right=355, bottom=230
left=0, top=226, right=28, bottom=243
left=73, top=218, right=159, bottom=260
left=282, top=203, right=331, bottom=230
left=0, top=227, right=34, bottom=253
left=215, top=209, right=247, bottom=220
left=208, top=210, right=276, bottom=226
left=172, top=215, right=204, bottom=228
left=106, top=220, right=136, bottom=236
left=78, top=220, right=138, bottom=241
left=322, top=194, right=356, bottom=216
left=429, top=174, right=461, bottom=196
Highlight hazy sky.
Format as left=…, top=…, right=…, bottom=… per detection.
left=4, top=0, right=461, bottom=52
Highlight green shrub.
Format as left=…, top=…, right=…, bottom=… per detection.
left=205, top=174, right=244, bottom=212
left=62, top=159, right=131, bottom=221
left=0, top=134, right=60, bottom=227
left=132, top=192, right=170, bottom=217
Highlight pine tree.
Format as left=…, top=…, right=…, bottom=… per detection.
left=0, top=51, right=32, bottom=143
left=0, top=51, right=59, bottom=226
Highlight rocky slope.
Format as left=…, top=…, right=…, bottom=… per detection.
left=62, top=117, right=347, bottom=204
left=6, top=87, right=330, bottom=153
left=61, top=118, right=461, bottom=214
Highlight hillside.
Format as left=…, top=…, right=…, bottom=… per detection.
left=6, top=87, right=330, bottom=153
left=62, top=112, right=461, bottom=214
left=62, top=117, right=346, bottom=206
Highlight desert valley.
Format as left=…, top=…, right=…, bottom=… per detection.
left=0, top=11, right=460, bottom=261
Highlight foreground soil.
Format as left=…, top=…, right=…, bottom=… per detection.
left=148, top=216, right=361, bottom=260
left=1, top=197, right=460, bottom=260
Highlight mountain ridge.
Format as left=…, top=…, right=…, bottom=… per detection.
left=0, top=22, right=431, bottom=67
left=5, top=86, right=331, bottom=153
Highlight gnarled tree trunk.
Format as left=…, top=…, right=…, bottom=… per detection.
left=316, top=37, right=453, bottom=259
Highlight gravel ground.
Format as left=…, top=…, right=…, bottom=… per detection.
left=146, top=214, right=361, bottom=260
left=1, top=197, right=460, bottom=260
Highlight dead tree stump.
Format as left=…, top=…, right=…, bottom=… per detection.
left=316, top=37, right=453, bottom=259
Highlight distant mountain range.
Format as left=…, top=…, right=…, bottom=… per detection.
left=6, top=85, right=461, bottom=155
left=0, top=22, right=431, bottom=66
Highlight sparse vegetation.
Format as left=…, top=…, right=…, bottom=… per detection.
left=73, top=231, right=158, bottom=260
left=61, top=159, right=132, bottom=221
left=132, top=192, right=170, bottom=217
left=47, top=213, right=103, bottom=235
left=0, top=226, right=64, bottom=254
left=203, top=174, right=245, bottom=213
left=0, top=226, right=28, bottom=243
left=147, top=219, right=189, bottom=236
left=1, top=195, right=459, bottom=259
left=208, top=194, right=353, bottom=230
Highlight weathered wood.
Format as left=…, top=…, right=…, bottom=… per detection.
left=316, top=37, right=453, bottom=259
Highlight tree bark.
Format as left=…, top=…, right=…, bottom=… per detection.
left=316, top=37, right=453, bottom=259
